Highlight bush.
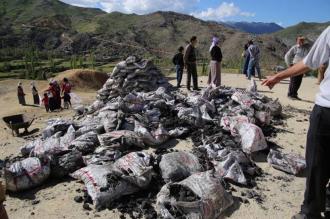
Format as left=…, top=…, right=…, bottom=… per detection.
left=0, top=61, right=11, bottom=72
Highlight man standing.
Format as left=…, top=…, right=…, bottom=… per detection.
left=247, top=40, right=261, bottom=80
left=172, top=46, right=184, bottom=88
left=262, top=26, right=330, bottom=219
left=184, top=36, right=199, bottom=91
left=285, top=36, right=310, bottom=100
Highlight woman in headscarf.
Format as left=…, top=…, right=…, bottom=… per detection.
left=30, top=81, right=39, bottom=105
left=17, top=82, right=26, bottom=105
left=208, top=36, right=222, bottom=87
left=47, top=82, right=56, bottom=112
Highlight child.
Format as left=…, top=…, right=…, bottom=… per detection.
left=172, top=46, right=184, bottom=88
left=61, top=78, right=72, bottom=109
left=42, top=93, right=49, bottom=112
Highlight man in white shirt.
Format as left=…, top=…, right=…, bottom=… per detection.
left=285, top=36, right=310, bottom=100
left=262, top=26, right=330, bottom=219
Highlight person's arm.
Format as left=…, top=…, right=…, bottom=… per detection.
left=172, top=54, right=177, bottom=65
left=264, top=27, right=330, bottom=89
left=262, top=61, right=310, bottom=89
left=284, top=46, right=295, bottom=67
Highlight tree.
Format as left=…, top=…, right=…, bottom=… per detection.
left=79, top=56, right=83, bottom=68
left=89, top=52, right=95, bottom=69
left=48, top=52, right=55, bottom=73
left=24, top=47, right=39, bottom=79
left=70, top=55, right=77, bottom=69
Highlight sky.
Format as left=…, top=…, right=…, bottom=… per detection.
left=60, top=0, right=330, bottom=27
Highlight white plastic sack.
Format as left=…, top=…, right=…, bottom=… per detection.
left=237, top=123, right=268, bottom=153
left=69, top=131, right=99, bottom=154
left=69, top=92, right=82, bottom=105
left=98, top=130, right=145, bottom=148
left=33, top=132, right=61, bottom=156
left=33, top=126, right=76, bottom=157
left=20, top=139, right=43, bottom=156
left=168, top=127, right=190, bottom=138
left=134, top=120, right=157, bottom=146
left=113, top=152, right=154, bottom=188
left=220, top=115, right=251, bottom=136
left=212, top=153, right=247, bottom=185
left=267, top=149, right=306, bottom=175
left=255, top=111, right=271, bottom=126
left=246, top=79, right=257, bottom=93
left=87, top=100, right=105, bottom=114
left=159, top=152, right=202, bottom=183
left=151, top=124, right=170, bottom=145
left=71, top=164, right=136, bottom=209
left=5, top=157, right=50, bottom=192
left=157, top=171, right=233, bottom=219
left=231, top=91, right=256, bottom=107
left=265, top=99, right=282, bottom=116
left=59, top=125, right=76, bottom=149
left=42, top=119, right=74, bottom=139
left=83, top=149, right=121, bottom=165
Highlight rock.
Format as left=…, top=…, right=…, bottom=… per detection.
left=31, top=200, right=40, bottom=205
left=74, top=196, right=83, bottom=203
left=83, top=203, right=92, bottom=211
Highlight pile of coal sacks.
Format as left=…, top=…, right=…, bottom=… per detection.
left=3, top=56, right=305, bottom=219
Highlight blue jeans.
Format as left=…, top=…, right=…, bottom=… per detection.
left=176, top=65, right=183, bottom=86
left=243, top=55, right=250, bottom=75
left=248, top=58, right=261, bottom=79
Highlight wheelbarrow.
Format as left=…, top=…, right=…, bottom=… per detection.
left=2, top=114, right=35, bottom=136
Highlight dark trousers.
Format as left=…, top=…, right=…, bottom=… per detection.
left=176, top=65, right=183, bottom=87
left=186, top=63, right=198, bottom=90
left=288, top=74, right=304, bottom=97
left=301, top=105, right=330, bottom=217
left=243, top=56, right=252, bottom=76
left=49, top=97, right=55, bottom=111
left=33, top=94, right=40, bottom=105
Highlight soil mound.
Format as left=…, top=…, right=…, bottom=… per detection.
left=54, top=69, right=109, bottom=91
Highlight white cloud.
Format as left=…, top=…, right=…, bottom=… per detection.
left=61, top=0, right=199, bottom=14
left=60, top=1, right=254, bottom=21
left=276, top=22, right=283, bottom=27
left=192, top=2, right=255, bottom=21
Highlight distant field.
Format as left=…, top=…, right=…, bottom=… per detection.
left=0, top=56, right=288, bottom=81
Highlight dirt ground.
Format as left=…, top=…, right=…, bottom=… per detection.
left=0, top=73, right=319, bottom=219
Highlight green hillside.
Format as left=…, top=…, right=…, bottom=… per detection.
left=273, top=21, right=330, bottom=46
left=0, top=0, right=290, bottom=79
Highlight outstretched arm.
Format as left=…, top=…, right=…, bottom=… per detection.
left=261, top=61, right=310, bottom=89
left=263, top=26, right=330, bottom=89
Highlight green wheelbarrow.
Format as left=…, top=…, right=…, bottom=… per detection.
left=2, top=114, right=35, bottom=136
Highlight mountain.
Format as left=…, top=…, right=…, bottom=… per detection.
left=222, top=22, right=283, bottom=34
left=0, top=0, right=288, bottom=70
left=272, top=21, right=330, bottom=46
